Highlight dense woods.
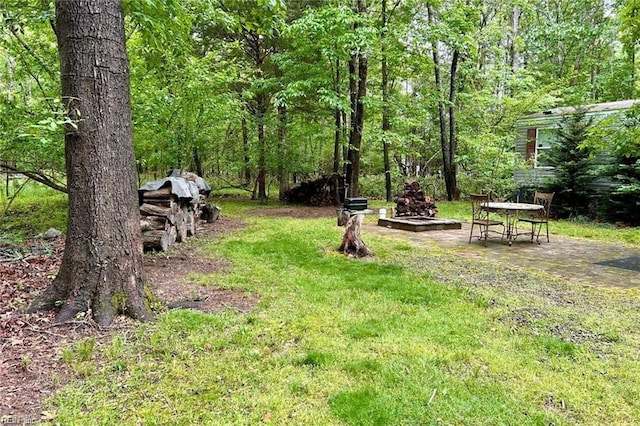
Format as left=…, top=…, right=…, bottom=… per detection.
left=1, top=0, right=639, bottom=202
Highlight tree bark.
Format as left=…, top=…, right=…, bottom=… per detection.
left=28, top=0, right=152, bottom=326
left=256, top=93, right=267, bottom=201
left=446, top=49, right=460, bottom=200
left=381, top=0, right=392, bottom=203
left=345, top=0, right=368, bottom=198
left=428, top=5, right=460, bottom=201
left=241, top=113, right=251, bottom=185
left=277, top=104, right=289, bottom=201
left=333, top=57, right=342, bottom=174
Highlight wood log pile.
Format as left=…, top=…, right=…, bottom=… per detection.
left=281, top=173, right=345, bottom=206
left=138, top=172, right=218, bottom=251
left=393, top=181, right=438, bottom=217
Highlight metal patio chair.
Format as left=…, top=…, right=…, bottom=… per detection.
left=468, top=194, right=505, bottom=246
left=516, top=191, right=554, bottom=243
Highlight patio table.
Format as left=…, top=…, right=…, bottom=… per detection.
left=481, top=202, right=545, bottom=245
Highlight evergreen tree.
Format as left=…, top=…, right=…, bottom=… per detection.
left=594, top=104, right=640, bottom=225
left=542, top=109, right=596, bottom=218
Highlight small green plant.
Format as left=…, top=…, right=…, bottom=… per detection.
left=61, top=338, right=97, bottom=377
left=299, top=350, right=334, bottom=367
left=537, top=335, right=579, bottom=357
left=21, top=355, right=31, bottom=371
left=75, top=338, right=96, bottom=362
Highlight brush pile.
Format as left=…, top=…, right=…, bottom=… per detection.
left=281, top=174, right=344, bottom=206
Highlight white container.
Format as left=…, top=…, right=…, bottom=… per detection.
left=379, top=208, right=387, bottom=219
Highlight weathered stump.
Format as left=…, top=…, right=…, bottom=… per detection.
left=201, top=203, right=220, bottom=223
left=338, top=214, right=371, bottom=258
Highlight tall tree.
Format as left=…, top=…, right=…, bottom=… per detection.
left=381, top=0, right=393, bottom=202
left=425, top=2, right=475, bottom=201
left=345, top=0, right=369, bottom=197
left=29, top=0, right=152, bottom=326
left=542, top=109, right=595, bottom=218
left=618, top=0, right=640, bottom=98
left=521, top=0, right=613, bottom=101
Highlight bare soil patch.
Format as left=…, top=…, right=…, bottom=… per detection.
left=0, top=216, right=252, bottom=420
left=247, top=205, right=337, bottom=219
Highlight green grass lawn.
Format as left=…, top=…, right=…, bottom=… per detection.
left=40, top=197, right=640, bottom=425
left=2, top=188, right=640, bottom=424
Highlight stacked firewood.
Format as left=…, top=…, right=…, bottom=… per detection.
left=138, top=173, right=216, bottom=251
left=393, top=181, right=438, bottom=217
left=281, top=174, right=345, bottom=206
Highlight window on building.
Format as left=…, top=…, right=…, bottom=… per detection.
left=535, top=128, right=555, bottom=168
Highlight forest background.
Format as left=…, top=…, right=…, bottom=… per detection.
left=1, top=0, right=639, bottom=209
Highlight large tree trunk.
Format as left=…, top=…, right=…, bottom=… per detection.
left=28, top=0, right=152, bottom=326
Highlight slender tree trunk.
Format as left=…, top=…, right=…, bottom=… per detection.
left=381, top=0, right=392, bottom=202
left=348, top=53, right=367, bottom=198
left=509, top=6, right=520, bottom=71
left=447, top=50, right=460, bottom=200
left=29, top=0, right=152, bottom=326
left=333, top=58, right=342, bottom=174
left=193, top=147, right=203, bottom=177
left=256, top=93, right=267, bottom=201
left=428, top=5, right=459, bottom=201
left=241, top=114, right=251, bottom=185
left=345, top=0, right=368, bottom=198
left=346, top=53, right=357, bottom=196
left=277, top=104, right=289, bottom=201
left=342, top=110, right=349, bottom=177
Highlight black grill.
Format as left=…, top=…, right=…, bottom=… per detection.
left=344, top=197, right=368, bottom=211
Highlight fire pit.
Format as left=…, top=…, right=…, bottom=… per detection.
left=378, top=181, right=462, bottom=232
left=378, top=216, right=462, bottom=232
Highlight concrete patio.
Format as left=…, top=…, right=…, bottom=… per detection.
left=368, top=220, right=640, bottom=289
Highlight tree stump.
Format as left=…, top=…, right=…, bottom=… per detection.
left=338, top=214, right=371, bottom=258
left=201, top=203, right=220, bottom=223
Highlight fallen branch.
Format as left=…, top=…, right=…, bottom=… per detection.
left=0, top=164, right=67, bottom=193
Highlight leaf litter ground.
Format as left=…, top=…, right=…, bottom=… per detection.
left=0, top=216, right=256, bottom=420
